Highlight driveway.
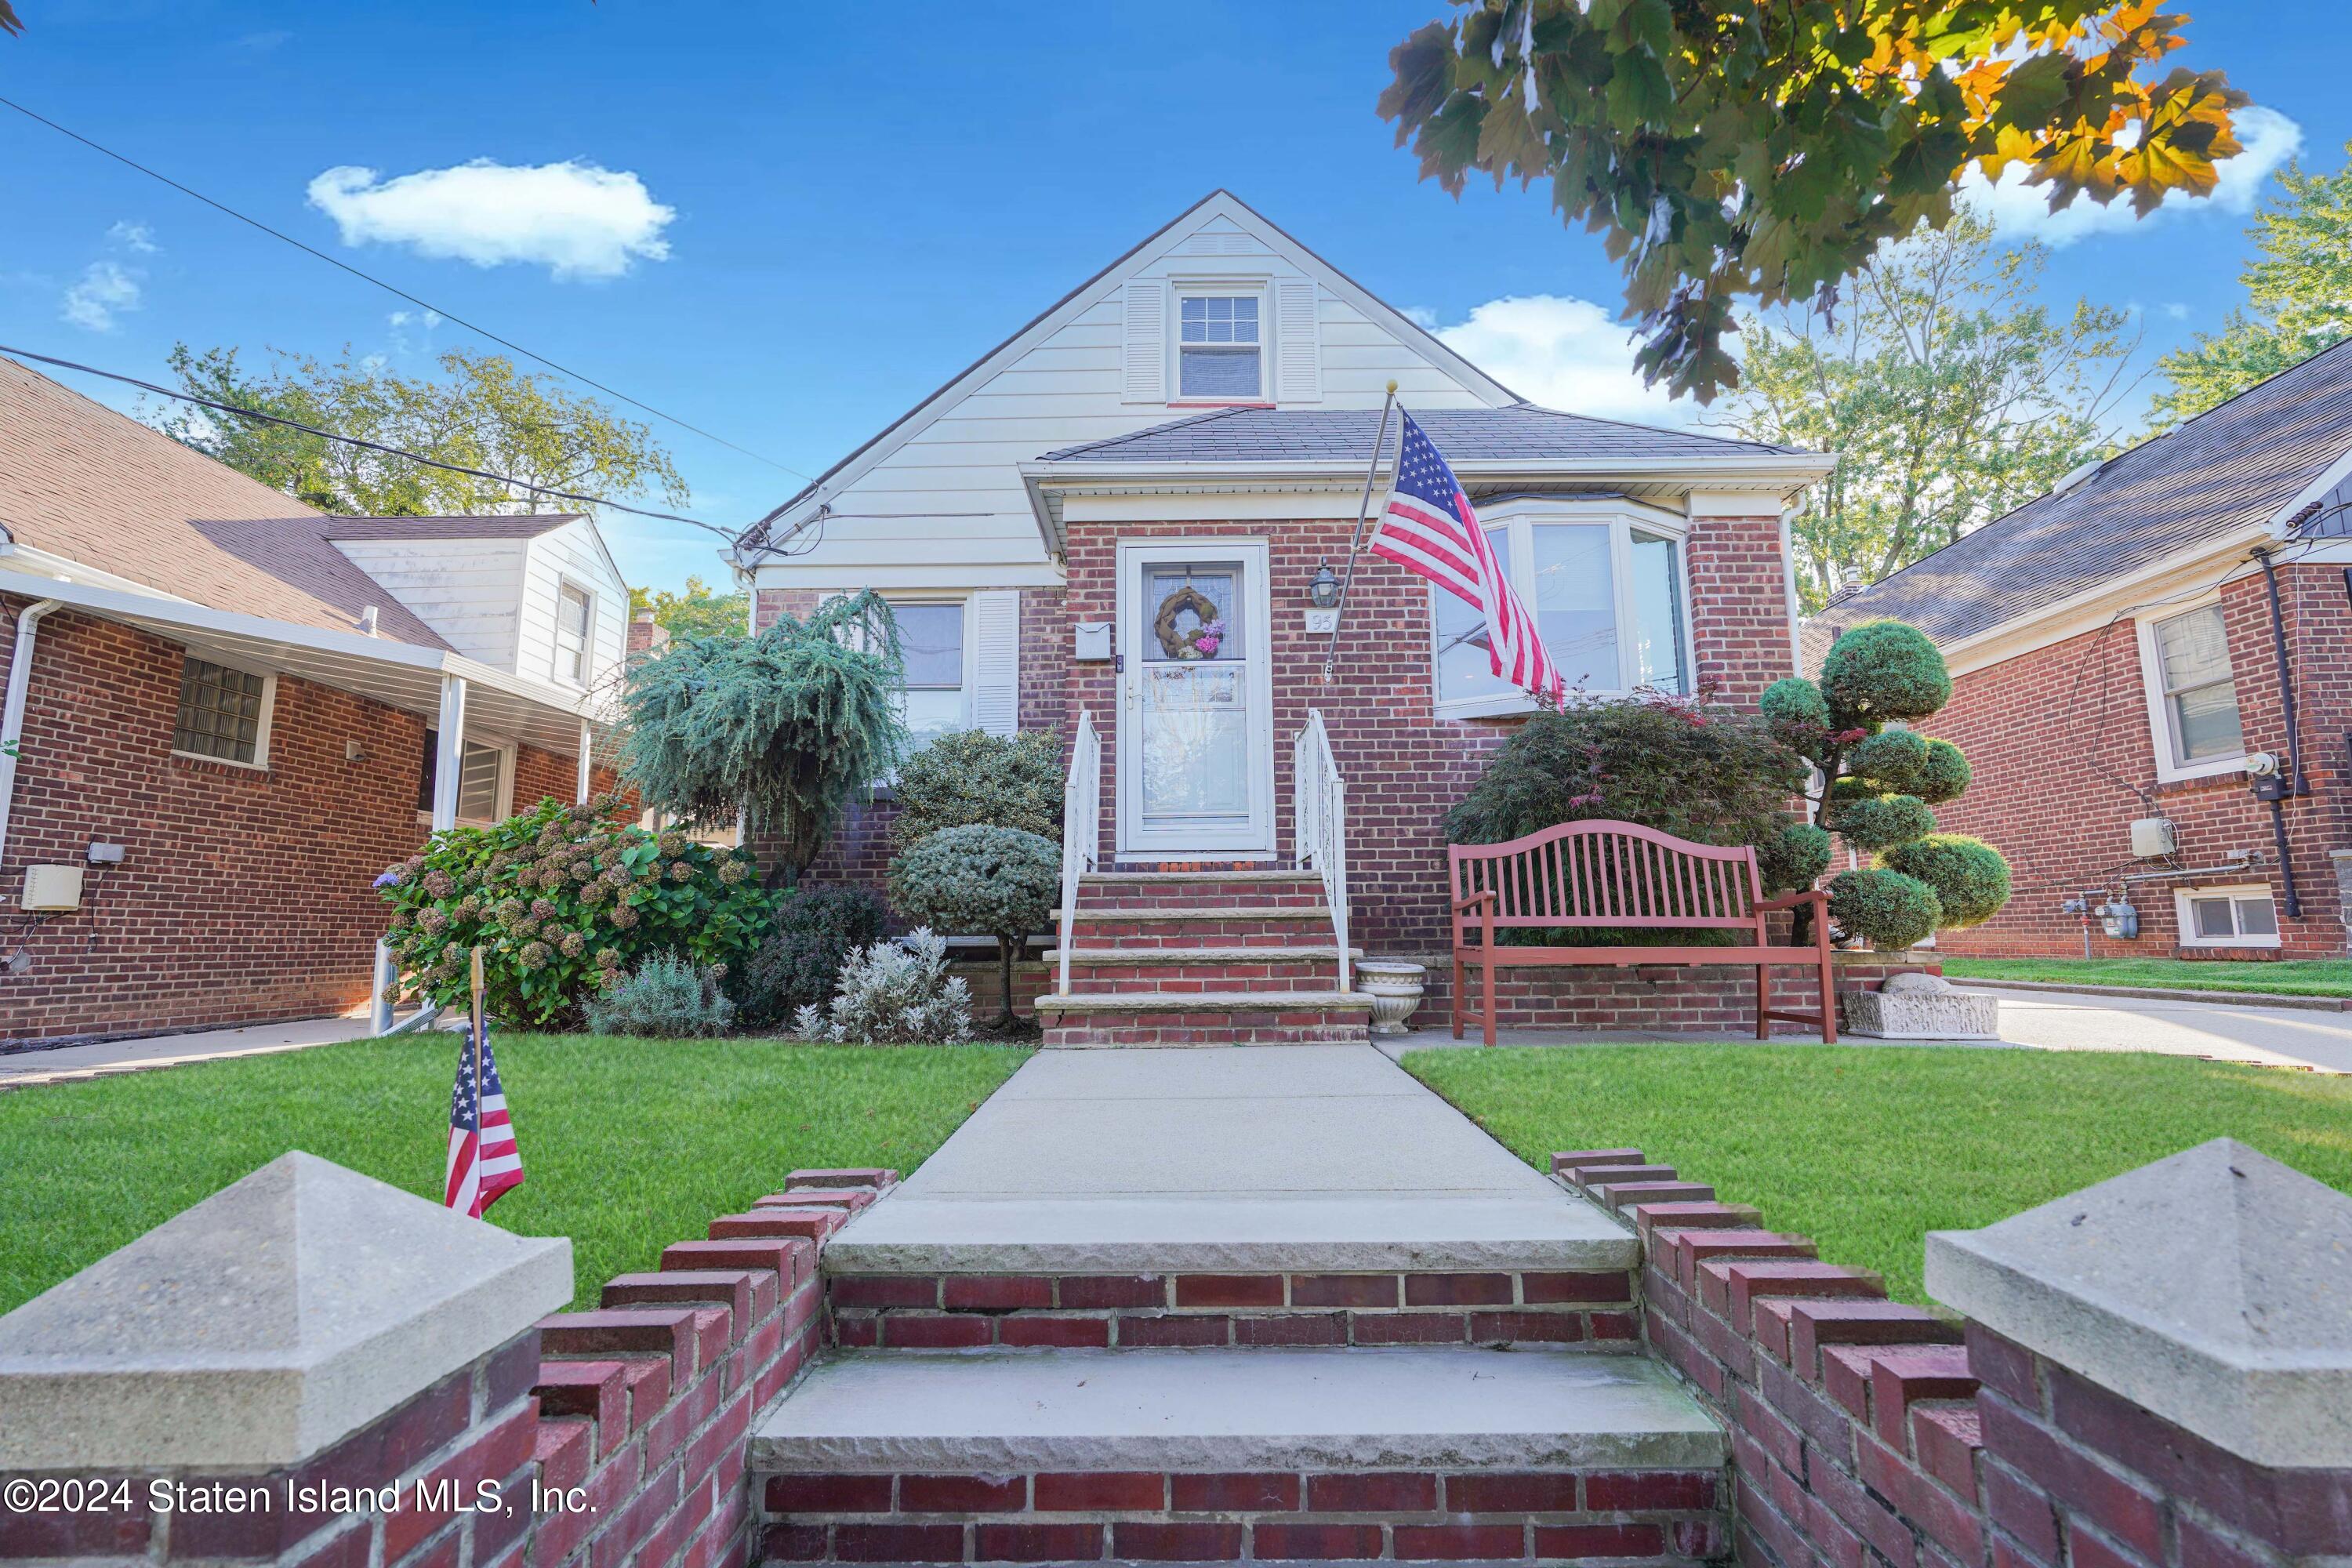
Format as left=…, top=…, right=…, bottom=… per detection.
left=1965, top=985, right=2352, bottom=1073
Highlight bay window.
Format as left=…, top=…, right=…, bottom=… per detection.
left=1428, top=500, right=1693, bottom=715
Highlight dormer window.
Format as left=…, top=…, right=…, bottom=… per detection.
left=1178, top=294, right=1261, bottom=399
left=554, top=580, right=594, bottom=685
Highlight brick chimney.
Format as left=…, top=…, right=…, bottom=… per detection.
left=627, top=607, right=670, bottom=659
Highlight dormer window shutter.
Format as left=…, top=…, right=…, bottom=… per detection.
left=971, top=590, right=1021, bottom=735
left=1275, top=280, right=1322, bottom=402
left=1121, top=281, right=1168, bottom=403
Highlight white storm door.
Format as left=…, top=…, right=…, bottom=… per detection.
left=1116, top=540, right=1275, bottom=858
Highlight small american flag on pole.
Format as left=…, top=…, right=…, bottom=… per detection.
left=1370, top=412, right=1566, bottom=704
left=445, top=959, right=523, bottom=1218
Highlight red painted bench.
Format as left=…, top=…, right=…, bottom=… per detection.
left=1447, top=820, right=1834, bottom=1047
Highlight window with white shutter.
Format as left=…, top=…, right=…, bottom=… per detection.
left=1274, top=279, right=1322, bottom=402
left=970, top=590, right=1021, bottom=735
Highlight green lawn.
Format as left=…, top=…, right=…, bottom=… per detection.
left=0, top=1036, right=1031, bottom=1314
left=1938, top=956, right=2352, bottom=997
left=1405, top=1044, right=2352, bottom=1303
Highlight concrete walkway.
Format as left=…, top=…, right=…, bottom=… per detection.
left=0, top=1015, right=379, bottom=1088
left=822, top=1044, right=1632, bottom=1275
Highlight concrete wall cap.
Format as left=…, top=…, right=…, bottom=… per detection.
left=1925, top=1138, right=2352, bottom=1468
left=0, top=1150, right=572, bottom=1470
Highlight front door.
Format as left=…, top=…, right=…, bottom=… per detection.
left=1116, top=540, right=1275, bottom=859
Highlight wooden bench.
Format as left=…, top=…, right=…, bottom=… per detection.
left=1448, top=819, right=1835, bottom=1047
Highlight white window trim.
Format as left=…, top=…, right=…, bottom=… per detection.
left=1169, top=276, right=1272, bottom=405
left=2173, top=883, right=2281, bottom=949
left=169, top=649, right=278, bottom=771
left=2135, top=595, right=2247, bottom=783
left=416, top=737, right=516, bottom=829
left=889, top=593, right=977, bottom=734
left=553, top=576, right=597, bottom=688
left=1428, top=496, right=1696, bottom=720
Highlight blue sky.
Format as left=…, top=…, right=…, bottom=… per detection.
left=5, top=2, right=2345, bottom=593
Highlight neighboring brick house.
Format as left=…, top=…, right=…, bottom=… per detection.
left=728, top=191, right=1838, bottom=1035
left=1810, top=339, right=2352, bottom=961
left=0, top=356, right=629, bottom=1046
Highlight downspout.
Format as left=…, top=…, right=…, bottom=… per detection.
left=2252, top=548, right=2303, bottom=919
left=0, top=599, right=60, bottom=887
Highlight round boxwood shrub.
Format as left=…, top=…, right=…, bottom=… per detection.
left=1880, top=834, right=2012, bottom=929
left=890, top=728, right=1065, bottom=850
left=889, top=823, right=1060, bottom=1030
left=1846, top=728, right=1927, bottom=793
left=1914, top=739, right=1973, bottom=804
left=736, top=884, right=890, bottom=1029
left=1759, top=676, right=1830, bottom=744
left=1828, top=868, right=1943, bottom=951
left=1758, top=820, right=1834, bottom=895
left=1834, top=793, right=1936, bottom=851
left=1820, top=619, right=1952, bottom=724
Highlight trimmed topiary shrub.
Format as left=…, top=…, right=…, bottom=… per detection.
left=1828, top=868, right=1943, bottom=953
left=1769, top=618, right=2010, bottom=949
left=889, top=824, right=1061, bottom=1030
left=375, top=798, right=777, bottom=1026
left=1758, top=821, right=1834, bottom=896
left=1880, top=834, right=2013, bottom=929
left=735, top=884, right=890, bottom=1029
left=583, top=953, right=737, bottom=1037
left=1818, top=619, right=1951, bottom=721
left=793, top=929, right=974, bottom=1044
left=890, top=729, right=1065, bottom=850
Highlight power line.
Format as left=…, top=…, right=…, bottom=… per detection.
left=0, top=93, right=816, bottom=488
left=4, top=343, right=772, bottom=545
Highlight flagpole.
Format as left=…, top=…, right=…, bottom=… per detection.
left=468, top=946, right=485, bottom=1090
left=1320, top=381, right=1400, bottom=686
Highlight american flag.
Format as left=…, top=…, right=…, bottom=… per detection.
left=1370, top=412, right=1566, bottom=703
left=445, top=1020, right=523, bottom=1218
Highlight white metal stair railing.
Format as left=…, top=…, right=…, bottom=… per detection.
left=1292, top=709, right=1351, bottom=993
left=1057, top=710, right=1102, bottom=995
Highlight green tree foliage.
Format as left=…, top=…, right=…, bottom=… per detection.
left=1446, top=695, right=1827, bottom=938
left=1766, top=619, right=2012, bottom=947
left=735, top=885, right=890, bottom=1029
left=1377, top=1, right=2241, bottom=401
left=153, top=343, right=688, bottom=519
left=630, top=576, right=749, bottom=644
left=889, top=825, right=1062, bottom=1030
left=890, top=729, right=1065, bottom=852
left=374, top=800, right=775, bottom=1027
left=1717, top=215, right=2139, bottom=609
left=618, top=591, right=906, bottom=884
left=2154, top=144, right=2352, bottom=425
left=583, top=953, right=738, bottom=1038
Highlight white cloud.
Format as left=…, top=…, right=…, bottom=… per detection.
left=1430, top=293, right=1700, bottom=428
left=2161, top=302, right=2190, bottom=321
left=306, top=159, right=676, bottom=280
left=1963, top=104, right=2303, bottom=247
left=60, top=260, right=141, bottom=332
left=105, top=220, right=158, bottom=254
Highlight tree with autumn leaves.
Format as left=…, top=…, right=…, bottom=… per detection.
left=1380, top=0, right=2245, bottom=403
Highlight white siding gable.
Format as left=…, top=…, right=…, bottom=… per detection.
left=747, top=194, right=1514, bottom=590
left=331, top=535, right=529, bottom=666
left=518, top=519, right=627, bottom=690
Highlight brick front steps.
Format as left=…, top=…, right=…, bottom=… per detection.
left=1044, top=870, right=1369, bottom=1045
left=826, top=1267, right=1641, bottom=1351
left=750, top=1348, right=1726, bottom=1566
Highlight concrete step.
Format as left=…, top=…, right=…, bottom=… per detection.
left=1080, top=871, right=1329, bottom=911
left=752, top=1348, right=1726, bottom=1566
left=1036, top=989, right=1374, bottom=1047
left=1066, top=906, right=1337, bottom=947
left=1046, top=948, right=1359, bottom=996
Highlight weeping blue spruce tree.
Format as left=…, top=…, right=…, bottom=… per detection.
left=617, top=590, right=906, bottom=886
left=1761, top=619, right=2012, bottom=949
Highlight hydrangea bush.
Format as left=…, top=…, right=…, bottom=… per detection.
left=375, top=798, right=779, bottom=1026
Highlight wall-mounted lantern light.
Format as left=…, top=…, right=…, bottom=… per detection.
left=1305, top=561, right=1342, bottom=610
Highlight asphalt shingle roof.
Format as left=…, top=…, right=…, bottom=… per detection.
left=1038, top=405, right=1803, bottom=465
left=1813, top=338, right=2352, bottom=649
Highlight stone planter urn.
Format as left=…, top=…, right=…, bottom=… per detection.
left=1356, top=959, right=1428, bottom=1036
left=1842, top=970, right=2000, bottom=1040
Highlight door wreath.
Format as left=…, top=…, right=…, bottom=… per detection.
left=1152, top=586, right=1226, bottom=659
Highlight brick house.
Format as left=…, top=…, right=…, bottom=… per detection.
left=0, top=356, right=628, bottom=1046
left=1810, top=339, right=2352, bottom=961
left=728, top=191, right=1848, bottom=1038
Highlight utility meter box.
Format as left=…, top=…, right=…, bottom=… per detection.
left=22, top=865, right=85, bottom=912
left=2096, top=899, right=2140, bottom=939
left=1073, top=621, right=1112, bottom=662
left=2129, top=817, right=2176, bottom=859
